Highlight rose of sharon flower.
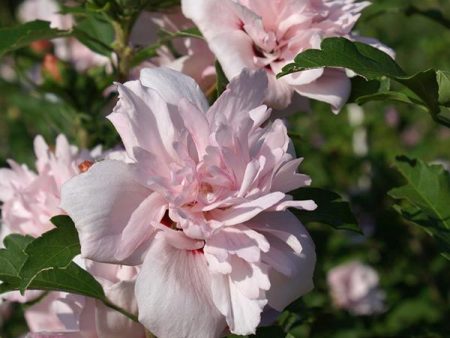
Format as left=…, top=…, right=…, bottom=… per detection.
left=182, top=0, right=388, bottom=111
left=26, top=262, right=145, bottom=338
left=0, top=136, right=143, bottom=336
left=327, top=261, right=385, bottom=315
left=0, top=134, right=100, bottom=238
left=131, top=9, right=216, bottom=92
left=18, top=0, right=110, bottom=72
left=61, top=67, right=317, bottom=337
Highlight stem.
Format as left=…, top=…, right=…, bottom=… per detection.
left=102, top=298, right=139, bottom=323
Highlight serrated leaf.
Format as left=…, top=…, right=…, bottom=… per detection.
left=19, top=215, right=81, bottom=292
left=278, top=37, right=405, bottom=80
left=278, top=37, right=450, bottom=127
left=0, top=228, right=105, bottom=299
left=0, top=20, right=70, bottom=56
left=0, top=234, right=33, bottom=284
left=389, top=156, right=450, bottom=259
left=292, top=187, right=361, bottom=233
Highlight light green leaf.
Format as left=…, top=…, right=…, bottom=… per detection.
left=0, top=20, right=70, bottom=56
left=73, top=14, right=115, bottom=56
left=389, top=156, right=450, bottom=259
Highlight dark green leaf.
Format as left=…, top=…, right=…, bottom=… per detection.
left=437, top=70, right=450, bottom=106
left=19, top=215, right=81, bottom=291
left=278, top=37, right=450, bottom=127
left=389, top=156, right=450, bottom=259
left=0, top=227, right=105, bottom=299
left=0, top=20, right=71, bottom=56
left=0, top=235, right=33, bottom=284
left=278, top=37, right=405, bottom=80
left=215, top=60, right=229, bottom=98
left=292, top=187, right=361, bottom=233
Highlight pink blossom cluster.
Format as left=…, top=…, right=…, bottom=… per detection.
left=182, top=0, right=391, bottom=112
left=0, top=135, right=143, bottom=336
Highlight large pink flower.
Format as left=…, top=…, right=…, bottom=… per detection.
left=0, top=134, right=100, bottom=237
left=182, top=0, right=388, bottom=111
left=61, top=67, right=317, bottom=337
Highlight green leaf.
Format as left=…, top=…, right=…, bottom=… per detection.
left=0, top=235, right=33, bottom=284
left=389, top=156, right=450, bottom=259
left=292, top=187, right=361, bottom=233
left=278, top=37, right=450, bottom=127
left=437, top=70, right=450, bottom=106
left=215, top=60, right=229, bottom=98
left=278, top=37, right=405, bottom=80
left=73, top=14, right=115, bottom=56
left=19, top=215, right=81, bottom=292
left=0, top=20, right=70, bottom=56
left=0, top=227, right=105, bottom=299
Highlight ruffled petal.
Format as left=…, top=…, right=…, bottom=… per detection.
left=208, top=69, right=268, bottom=126
left=248, top=211, right=316, bottom=311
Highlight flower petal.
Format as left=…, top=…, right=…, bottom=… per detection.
left=248, top=211, right=316, bottom=311
left=140, top=67, right=209, bottom=112
left=60, top=160, right=150, bottom=264
left=293, top=68, right=351, bottom=113
left=135, top=235, right=226, bottom=338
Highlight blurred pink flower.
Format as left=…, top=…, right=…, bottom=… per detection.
left=0, top=134, right=100, bottom=238
left=0, top=136, right=143, bottom=336
left=327, top=261, right=385, bottom=315
left=182, top=0, right=391, bottom=111
left=61, top=67, right=317, bottom=337
left=131, top=9, right=216, bottom=92
left=17, top=0, right=110, bottom=72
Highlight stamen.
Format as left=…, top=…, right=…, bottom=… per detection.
left=78, top=160, right=94, bottom=173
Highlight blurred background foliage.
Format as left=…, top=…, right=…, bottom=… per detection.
left=0, top=0, right=449, bottom=337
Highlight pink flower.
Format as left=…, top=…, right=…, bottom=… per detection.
left=182, top=0, right=389, bottom=111
left=0, top=134, right=93, bottom=311
left=25, top=262, right=145, bottom=338
left=17, top=0, right=110, bottom=72
left=0, top=136, right=143, bottom=336
left=131, top=9, right=216, bottom=92
left=327, top=261, right=385, bottom=315
left=61, top=67, right=316, bottom=337
left=0, top=134, right=100, bottom=238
